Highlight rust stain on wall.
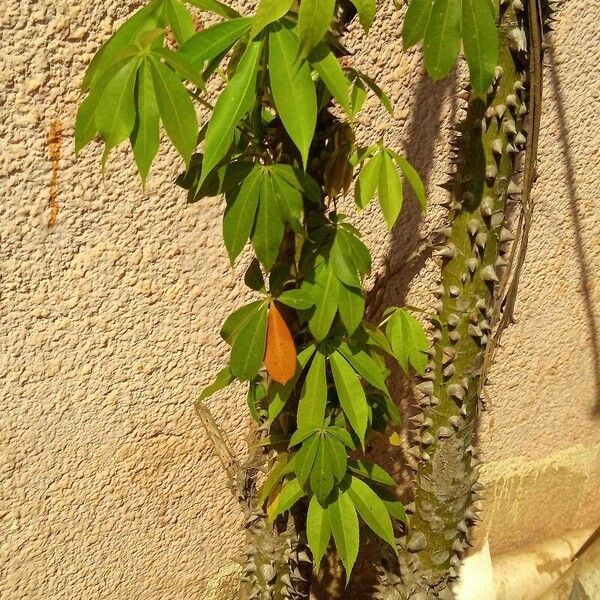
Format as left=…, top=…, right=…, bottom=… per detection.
left=47, top=120, right=63, bottom=228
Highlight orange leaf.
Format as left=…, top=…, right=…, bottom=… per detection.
left=264, top=303, right=297, bottom=384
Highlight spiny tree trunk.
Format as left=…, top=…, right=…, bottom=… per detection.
left=376, top=0, right=542, bottom=597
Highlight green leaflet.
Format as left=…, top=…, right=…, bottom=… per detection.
left=131, top=59, right=160, bottom=185
left=220, top=300, right=265, bottom=344
left=268, top=23, right=317, bottom=168
left=268, top=477, right=307, bottom=522
left=338, top=342, right=389, bottom=397
left=223, top=166, right=262, bottom=264
left=462, top=0, right=499, bottom=93
left=388, top=150, right=428, bottom=211
left=310, top=438, right=335, bottom=501
left=423, top=0, right=462, bottom=81
left=95, top=57, right=139, bottom=163
left=268, top=168, right=303, bottom=231
left=403, top=0, right=434, bottom=49
left=307, top=495, right=331, bottom=571
left=268, top=344, right=316, bottom=424
left=355, top=150, right=382, bottom=209
left=385, top=308, right=428, bottom=375
left=297, top=352, right=328, bottom=430
left=348, top=0, right=377, bottom=32
left=246, top=379, right=265, bottom=423
left=294, top=433, right=320, bottom=487
left=179, top=18, right=252, bottom=70
left=325, top=435, right=348, bottom=481
left=376, top=488, right=407, bottom=522
left=338, top=228, right=372, bottom=275
left=347, top=475, right=396, bottom=552
left=297, top=0, right=336, bottom=57
left=230, top=302, right=268, bottom=380
left=350, top=78, right=367, bottom=115
left=277, top=289, right=314, bottom=310
left=76, top=55, right=136, bottom=154
left=200, top=37, right=263, bottom=183
left=186, top=0, right=241, bottom=18
left=378, top=151, right=404, bottom=229
left=198, top=366, right=235, bottom=400
left=165, top=0, right=195, bottom=43
left=330, top=231, right=361, bottom=288
left=257, top=452, right=294, bottom=506
left=328, top=488, right=360, bottom=579
left=244, top=258, right=265, bottom=291
left=251, top=0, right=293, bottom=38
left=153, top=47, right=204, bottom=89
left=330, top=351, right=368, bottom=444
left=357, top=72, right=393, bottom=115
left=252, top=173, right=286, bottom=270
left=150, top=58, right=198, bottom=165
left=347, top=458, right=396, bottom=486
left=308, top=260, right=340, bottom=342
left=309, top=44, right=352, bottom=115
left=337, top=284, right=365, bottom=335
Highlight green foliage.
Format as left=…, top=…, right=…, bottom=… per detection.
left=402, top=0, right=499, bottom=94
left=75, top=0, right=438, bottom=586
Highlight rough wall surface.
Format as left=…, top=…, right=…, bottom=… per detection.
left=1, top=0, right=598, bottom=598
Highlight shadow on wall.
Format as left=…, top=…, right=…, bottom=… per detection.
left=547, top=42, right=600, bottom=417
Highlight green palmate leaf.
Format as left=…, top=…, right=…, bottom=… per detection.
left=131, top=60, right=160, bottom=184
left=330, top=352, right=369, bottom=444
left=378, top=151, right=404, bottom=229
left=462, top=0, right=499, bottom=94
left=297, top=352, right=328, bottom=430
left=389, top=150, right=427, bottom=211
left=81, top=0, right=161, bottom=91
left=337, top=284, right=365, bottom=335
left=348, top=459, right=396, bottom=486
left=423, top=0, right=461, bottom=81
left=328, top=488, right=360, bottom=579
left=252, top=173, right=286, bottom=270
left=165, top=0, right=195, bottom=43
left=95, top=57, right=139, bottom=162
left=268, top=344, right=316, bottom=423
left=347, top=475, right=396, bottom=551
left=403, top=0, right=434, bottom=48
left=297, top=0, right=336, bottom=57
left=338, top=342, right=389, bottom=396
left=150, top=58, right=198, bottom=165
left=309, top=44, right=352, bottom=115
left=187, top=0, right=241, bottom=18
left=220, top=300, right=265, bottom=344
left=179, top=18, right=251, bottom=70
left=348, top=0, right=377, bottom=32
left=223, top=166, right=262, bottom=264
left=294, top=432, right=320, bottom=486
left=355, top=151, right=382, bottom=209
left=385, top=308, right=428, bottom=375
left=269, top=23, right=317, bottom=167
left=258, top=452, right=294, bottom=505
left=268, top=477, right=307, bottom=522
left=230, top=303, right=268, bottom=380
left=277, top=289, right=314, bottom=310
left=308, top=260, right=340, bottom=342
left=307, top=495, right=331, bottom=571
left=198, top=366, right=235, bottom=400
left=310, top=438, right=335, bottom=501
left=201, top=37, right=263, bottom=183
left=251, top=0, right=294, bottom=38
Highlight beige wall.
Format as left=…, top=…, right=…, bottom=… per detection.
left=2, top=0, right=599, bottom=598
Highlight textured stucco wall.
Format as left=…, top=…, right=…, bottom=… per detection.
left=1, top=0, right=599, bottom=598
